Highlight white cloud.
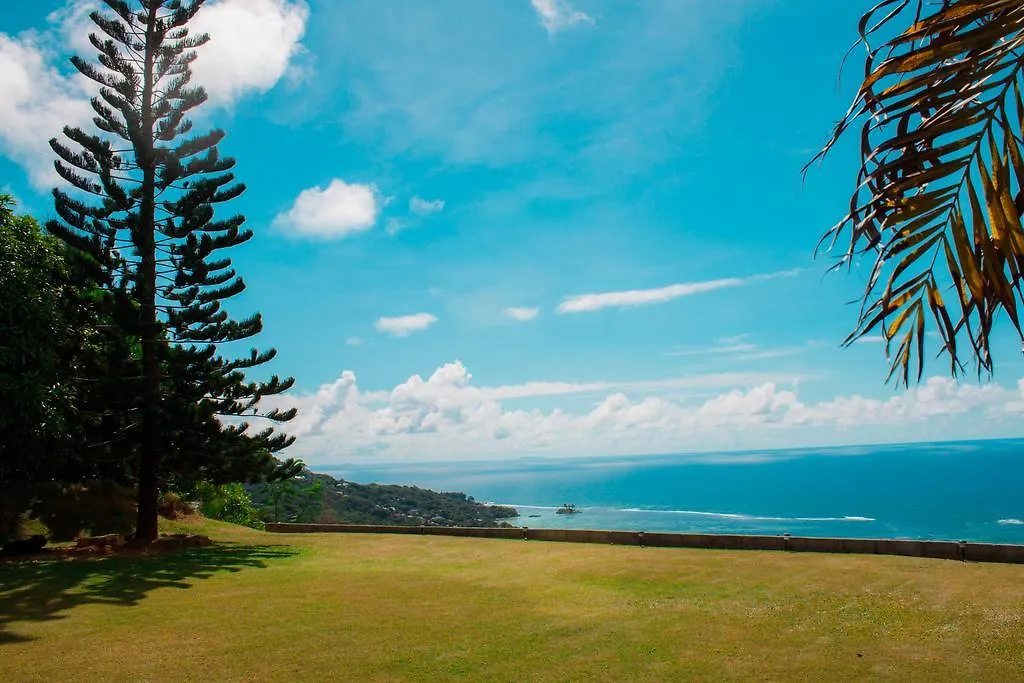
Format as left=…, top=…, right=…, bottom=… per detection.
left=0, top=0, right=308, bottom=189
left=263, top=362, right=1024, bottom=464
left=345, top=337, right=364, bottom=347
left=558, top=277, right=743, bottom=314
left=854, top=335, right=886, bottom=344
left=666, top=336, right=825, bottom=363
left=273, top=179, right=379, bottom=238
left=0, top=33, right=92, bottom=188
left=504, top=306, right=539, bottom=321
left=48, top=1, right=101, bottom=58
left=356, top=367, right=788, bottom=404
left=483, top=372, right=791, bottom=402
left=698, top=384, right=799, bottom=425
left=787, top=377, right=1015, bottom=427
left=410, top=197, right=445, bottom=215
left=557, top=269, right=800, bottom=314
left=190, top=0, right=310, bottom=107
left=530, top=0, right=594, bottom=33
left=375, top=313, right=438, bottom=337
left=667, top=335, right=758, bottom=357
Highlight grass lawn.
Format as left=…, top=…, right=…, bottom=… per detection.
left=2, top=519, right=1024, bottom=681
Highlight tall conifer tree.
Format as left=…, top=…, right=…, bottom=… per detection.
left=47, top=0, right=297, bottom=541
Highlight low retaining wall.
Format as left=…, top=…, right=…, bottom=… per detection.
left=263, top=523, right=1024, bottom=564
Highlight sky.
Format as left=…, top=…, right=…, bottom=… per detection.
left=2, top=0, right=1023, bottom=467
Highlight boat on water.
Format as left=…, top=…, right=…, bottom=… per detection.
left=556, top=503, right=581, bottom=515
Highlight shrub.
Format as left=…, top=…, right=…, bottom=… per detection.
left=187, top=481, right=264, bottom=530
left=158, top=491, right=193, bottom=520
left=29, top=480, right=136, bottom=541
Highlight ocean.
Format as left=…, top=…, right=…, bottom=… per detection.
left=321, top=438, right=1024, bottom=544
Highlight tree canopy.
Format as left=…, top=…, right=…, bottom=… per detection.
left=0, top=195, right=75, bottom=484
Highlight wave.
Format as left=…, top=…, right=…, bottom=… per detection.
left=998, top=518, right=1024, bottom=526
left=499, top=503, right=875, bottom=523
left=620, top=508, right=875, bottom=523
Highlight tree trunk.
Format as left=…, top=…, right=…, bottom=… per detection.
left=134, top=4, right=162, bottom=543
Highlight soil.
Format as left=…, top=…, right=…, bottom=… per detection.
left=0, top=532, right=213, bottom=563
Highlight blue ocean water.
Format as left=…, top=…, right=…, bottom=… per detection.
left=322, top=438, right=1024, bottom=544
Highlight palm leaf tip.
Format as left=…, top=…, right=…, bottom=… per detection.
left=814, top=0, right=1024, bottom=385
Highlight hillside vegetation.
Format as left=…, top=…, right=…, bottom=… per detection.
left=247, top=470, right=519, bottom=527
left=2, top=518, right=1024, bottom=681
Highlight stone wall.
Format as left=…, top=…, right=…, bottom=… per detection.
left=263, top=523, right=1024, bottom=564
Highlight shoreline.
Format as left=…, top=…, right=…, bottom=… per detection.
left=494, top=503, right=1024, bottom=545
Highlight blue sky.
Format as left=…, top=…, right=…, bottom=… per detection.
left=2, top=0, right=1023, bottom=465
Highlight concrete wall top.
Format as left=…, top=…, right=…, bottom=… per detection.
left=262, top=523, right=1024, bottom=565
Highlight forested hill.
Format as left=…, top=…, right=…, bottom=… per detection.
left=247, top=470, right=519, bottom=528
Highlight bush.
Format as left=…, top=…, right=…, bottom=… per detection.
left=158, top=491, right=193, bottom=519
left=187, top=481, right=264, bottom=530
left=28, top=480, right=137, bottom=541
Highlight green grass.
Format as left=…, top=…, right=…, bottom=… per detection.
left=2, top=518, right=1024, bottom=681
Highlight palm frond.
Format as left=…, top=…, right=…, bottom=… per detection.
left=810, top=0, right=1024, bottom=385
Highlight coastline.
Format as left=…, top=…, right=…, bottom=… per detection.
left=324, top=438, right=1024, bottom=545
left=494, top=503, right=1024, bottom=545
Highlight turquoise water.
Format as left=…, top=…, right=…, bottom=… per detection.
left=323, top=438, right=1024, bottom=544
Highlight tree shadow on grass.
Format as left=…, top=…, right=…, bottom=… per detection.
left=0, top=542, right=298, bottom=645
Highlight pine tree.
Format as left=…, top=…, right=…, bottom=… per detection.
left=46, top=0, right=298, bottom=541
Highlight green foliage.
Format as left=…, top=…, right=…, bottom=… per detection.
left=187, top=482, right=264, bottom=530
left=28, top=480, right=137, bottom=542
left=248, top=470, right=518, bottom=527
left=0, top=196, right=75, bottom=482
left=259, top=477, right=324, bottom=523
left=0, top=194, right=136, bottom=490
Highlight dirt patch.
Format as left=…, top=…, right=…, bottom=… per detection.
left=0, top=533, right=213, bottom=563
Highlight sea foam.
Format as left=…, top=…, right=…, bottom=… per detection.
left=508, top=505, right=876, bottom=523
left=619, top=508, right=875, bottom=523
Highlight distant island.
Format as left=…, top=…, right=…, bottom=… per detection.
left=247, top=469, right=519, bottom=528
left=556, top=503, right=581, bottom=515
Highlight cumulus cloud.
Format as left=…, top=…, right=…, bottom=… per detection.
left=504, top=306, right=539, bottom=321
left=0, top=33, right=91, bottom=188
left=49, top=1, right=101, bottom=58
left=190, top=0, right=310, bottom=107
left=262, top=362, right=1024, bottom=464
left=787, top=377, right=1015, bottom=427
left=345, top=337, right=364, bottom=347
left=557, top=269, right=801, bottom=314
left=531, top=0, right=594, bottom=33
left=273, top=180, right=379, bottom=238
left=409, top=196, right=445, bottom=215
left=375, top=313, right=438, bottom=337
left=0, top=0, right=308, bottom=189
